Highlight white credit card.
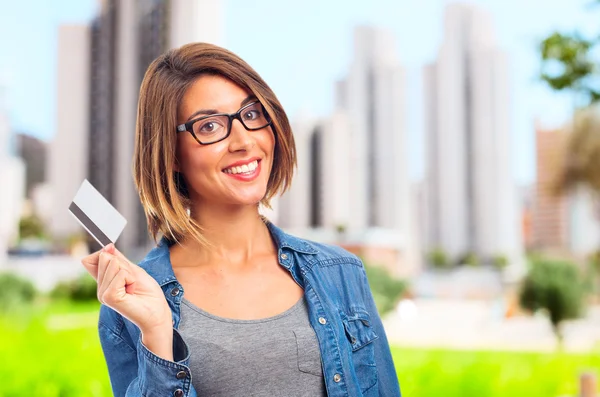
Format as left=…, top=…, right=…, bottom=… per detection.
left=68, top=179, right=127, bottom=247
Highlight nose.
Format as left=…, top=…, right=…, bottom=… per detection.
left=228, top=119, right=255, bottom=152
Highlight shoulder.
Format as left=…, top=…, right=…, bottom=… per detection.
left=267, top=221, right=363, bottom=269
left=302, top=238, right=364, bottom=268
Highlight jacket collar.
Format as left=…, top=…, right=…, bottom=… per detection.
left=265, top=220, right=318, bottom=255
left=137, top=220, right=318, bottom=286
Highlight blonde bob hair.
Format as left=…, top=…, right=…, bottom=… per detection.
left=133, top=43, right=296, bottom=247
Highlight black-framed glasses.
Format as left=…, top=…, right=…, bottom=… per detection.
left=176, top=101, right=272, bottom=145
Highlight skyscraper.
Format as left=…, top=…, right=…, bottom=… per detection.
left=0, top=84, right=25, bottom=264
left=531, top=125, right=569, bottom=251
left=277, top=27, right=418, bottom=276
left=15, top=133, right=47, bottom=198
left=337, top=26, right=410, bottom=234
left=52, top=0, right=223, bottom=256
left=48, top=24, right=90, bottom=240
left=424, top=3, right=523, bottom=264
left=277, top=115, right=316, bottom=230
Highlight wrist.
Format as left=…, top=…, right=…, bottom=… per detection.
left=141, top=324, right=174, bottom=362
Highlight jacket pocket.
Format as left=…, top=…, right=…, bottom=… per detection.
left=293, top=328, right=324, bottom=377
left=342, top=309, right=379, bottom=393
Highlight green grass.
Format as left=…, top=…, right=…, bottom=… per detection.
left=392, top=346, right=600, bottom=397
left=0, top=300, right=111, bottom=397
left=1, top=300, right=599, bottom=396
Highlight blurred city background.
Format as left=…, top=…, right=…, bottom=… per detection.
left=1, top=0, right=599, bottom=396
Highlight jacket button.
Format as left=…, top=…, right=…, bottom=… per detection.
left=176, top=370, right=187, bottom=379
left=333, top=373, right=342, bottom=383
left=171, top=287, right=181, bottom=296
left=280, top=253, right=288, bottom=260
left=318, top=317, right=327, bottom=325
left=173, top=389, right=184, bottom=397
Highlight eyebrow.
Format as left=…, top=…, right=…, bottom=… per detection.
left=186, top=95, right=258, bottom=122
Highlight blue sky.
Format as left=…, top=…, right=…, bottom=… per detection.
left=0, top=0, right=598, bottom=184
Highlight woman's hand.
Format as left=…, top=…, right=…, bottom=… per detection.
left=81, top=244, right=173, bottom=335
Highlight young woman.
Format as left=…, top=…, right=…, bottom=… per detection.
left=81, top=42, right=401, bottom=397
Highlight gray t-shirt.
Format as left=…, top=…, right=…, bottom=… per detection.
left=178, top=295, right=327, bottom=397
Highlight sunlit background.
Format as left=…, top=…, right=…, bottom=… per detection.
left=0, top=0, right=599, bottom=396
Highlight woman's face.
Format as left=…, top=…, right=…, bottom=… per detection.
left=176, top=75, right=275, bottom=207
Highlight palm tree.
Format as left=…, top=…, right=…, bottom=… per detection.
left=539, top=7, right=600, bottom=295
left=552, top=107, right=600, bottom=197
left=538, top=4, right=600, bottom=225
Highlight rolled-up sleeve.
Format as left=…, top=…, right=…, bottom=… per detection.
left=99, top=319, right=197, bottom=397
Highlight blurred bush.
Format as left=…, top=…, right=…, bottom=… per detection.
left=426, top=248, right=450, bottom=269
left=457, top=251, right=480, bottom=267
left=50, top=273, right=98, bottom=302
left=364, top=262, right=407, bottom=315
left=0, top=272, right=37, bottom=312
left=519, top=259, right=585, bottom=346
left=19, top=214, right=48, bottom=241
left=491, top=254, right=508, bottom=270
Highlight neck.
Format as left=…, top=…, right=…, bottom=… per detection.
left=177, top=201, right=274, bottom=267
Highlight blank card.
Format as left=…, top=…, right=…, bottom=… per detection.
left=68, top=179, right=127, bottom=247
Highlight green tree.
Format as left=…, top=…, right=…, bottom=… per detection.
left=540, top=32, right=600, bottom=106
left=519, top=259, right=585, bottom=347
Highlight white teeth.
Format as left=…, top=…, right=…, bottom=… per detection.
left=224, top=160, right=259, bottom=175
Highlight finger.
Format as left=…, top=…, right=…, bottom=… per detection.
left=97, top=251, right=115, bottom=288
left=103, top=243, right=115, bottom=255
left=107, top=246, right=142, bottom=277
left=81, top=250, right=102, bottom=281
left=97, top=256, right=125, bottom=303
left=101, top=265, right=136, bottom=309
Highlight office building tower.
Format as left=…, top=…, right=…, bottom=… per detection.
left=278, top=115, right=317, bottom=230
left=336, top=26, right=410, bottom=234
left=0, top=86, right=25, bottom=264
left=531, top=125, right=569, bottom=251
left=48, top=24, right=90, bottom=240
left=16, top=133, right=47, bottom=198
left=64, top=0, right=223, bottom=256
left=424, top=3, right=523, bottom=263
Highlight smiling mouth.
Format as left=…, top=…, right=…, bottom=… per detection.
left=222, top=159, right=260, bottom=175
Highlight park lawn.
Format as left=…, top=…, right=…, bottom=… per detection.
left=391, top=346, right=600, bottom=397
left=0, top=300, right=111, bottom=397
left=1, top=300, right=599, bottom=397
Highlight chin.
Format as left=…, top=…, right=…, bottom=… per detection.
left=227, top=190, right=268, bottom=206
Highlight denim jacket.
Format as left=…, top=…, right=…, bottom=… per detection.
left=98, top=221, right=401, bottom=396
